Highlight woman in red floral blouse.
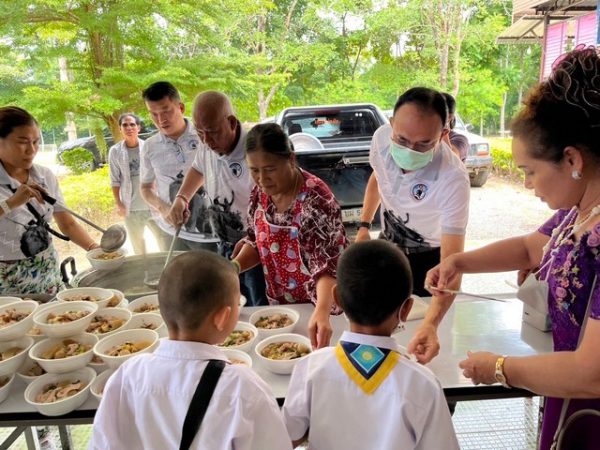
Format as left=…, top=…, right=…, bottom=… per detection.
left=233, top=123, right=348, bottom=348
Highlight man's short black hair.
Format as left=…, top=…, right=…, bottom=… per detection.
left=142, top=81, right=181, bottom=102
left=337, top=240, right=413, bottom=326
left=158, top=251, right=238, bottom=332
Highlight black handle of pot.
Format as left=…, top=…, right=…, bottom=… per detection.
left=60, top=257, right=77, bottom=287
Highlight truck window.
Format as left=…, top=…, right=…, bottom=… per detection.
left=284, top=110, right=378, bottom=140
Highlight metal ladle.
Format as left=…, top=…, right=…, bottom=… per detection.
left=41, top=192, right=127, bottom=252
left=144, top=224, right=181, bottom=290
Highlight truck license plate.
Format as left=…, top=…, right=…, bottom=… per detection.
left=342, top=208, right=362, bottom=223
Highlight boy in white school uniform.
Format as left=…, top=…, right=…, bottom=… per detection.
left=282, top=240, right=459, bottom=450
left=89, top=251, right=291, bottom=450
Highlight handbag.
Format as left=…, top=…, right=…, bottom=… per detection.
left=550, top=275, right=600, bottom=450
left=179, top=359, right=226, bottom=450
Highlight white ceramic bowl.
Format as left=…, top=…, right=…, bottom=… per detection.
left=56, top=287, right=113, bottom=309
left=249, top=307, right=299, bottom=338
left=85, top=308, right=132, bottom=338
left=93, top=329, right=159, bottom=369
left=106, top=289, right=127, bottom=308
left=86, top=248, right=127, bottom=271
left=0, top=297, right=23, bottom=307
left=125, top=313, right=167, bottom=338
left=0, top=374, right=15, bottom=404
left=26, top=303, right=56, bottom=342
left=33, top=301, right=98, bottom=338
left=127, top=294, right=160, bottom=315
left=0, top=300, right=38, bottom=341
left=17, top=358, right=47, bottom=385
left=24, top=367, right=96, bottom=416
left=88, top=355, right=108, bottom=374
left=221, top=349, right=253, bottom=368
left=90, top=369, right=115, bottom=401
left=217, top=321, right=258, bottom=353
left=0, top=336, right=34, bottom=377
left=254, top=333, right=312, bottom=375
left=29, top=333, right=98, bottom=374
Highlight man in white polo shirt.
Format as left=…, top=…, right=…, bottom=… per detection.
left=140, top=81, right=219, bottom=252
left=357, top=87, right=470, bottom=366
left=167, top=91, right=267, bottom=306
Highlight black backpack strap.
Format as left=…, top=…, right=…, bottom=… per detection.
left=179, top=359, right=226, bottom=450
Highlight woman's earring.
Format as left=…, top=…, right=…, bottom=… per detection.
left=572, top=170, right=582, bottom=180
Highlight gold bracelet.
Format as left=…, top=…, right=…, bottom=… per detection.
left=175, top=193, right=190, bottom=205
left=231, top=259, right=241, bottom=274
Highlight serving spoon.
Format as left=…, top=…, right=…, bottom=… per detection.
left=144, top=224, right=181, bottom=290
left=41, top=192, right=126, bottom=252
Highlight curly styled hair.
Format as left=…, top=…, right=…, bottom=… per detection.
left=511, top=46, right=600, bottom=163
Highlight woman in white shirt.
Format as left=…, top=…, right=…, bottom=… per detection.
left=0, top=106, right=98, bottom=294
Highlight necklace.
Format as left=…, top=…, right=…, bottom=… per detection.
left=573, top=204, right=600, bottom=234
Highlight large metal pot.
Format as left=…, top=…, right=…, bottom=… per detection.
left=61, top=252, right=184, bottom=300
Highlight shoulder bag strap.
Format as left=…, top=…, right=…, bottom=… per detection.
left=551, top=275, right=597, bottom=448
left=179, top=359, right=226, bottom=450
left=4, top=185, right=70, bottom=242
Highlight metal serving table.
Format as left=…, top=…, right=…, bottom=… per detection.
left=0, top=296, right=553, bottom=448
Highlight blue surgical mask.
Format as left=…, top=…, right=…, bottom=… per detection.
left=390, top=141, right=435, bottom=171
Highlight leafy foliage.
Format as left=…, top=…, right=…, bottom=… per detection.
left=0, top=0, right=543, bottom=137
left=60, top=147, right=94, bottom=175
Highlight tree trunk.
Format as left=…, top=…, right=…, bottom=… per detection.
left=258, top=85, right=278, bottom=121
left=500, top=91, right=507, bottom=137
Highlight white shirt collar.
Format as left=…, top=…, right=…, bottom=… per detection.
left=156, top=118, right=196, bottom=144
left=153, top=339, right=229, bottom=362
left=339, top=330, right=401, bottom=352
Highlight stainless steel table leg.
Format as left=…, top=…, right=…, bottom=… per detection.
left=24, top=427, right=41, bottom=450
left=0, top=426, right=29, bottom=450
left=59, top=425, right=74, bottom=450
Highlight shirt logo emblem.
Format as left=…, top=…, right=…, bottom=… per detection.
left=411, top=183, right=428, bottom=200
left=230, top=162, right=243, bottom=178
left=189, top=140, right=199, bottom=150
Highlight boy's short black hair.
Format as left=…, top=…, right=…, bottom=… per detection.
left=337, top=240, right=412, bottom=326
left=142, top=81, right=181, bottom=103
left=158, top=251, right=238, bottom=332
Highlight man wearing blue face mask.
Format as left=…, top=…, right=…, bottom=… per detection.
left=356, top=87, right=470, bottom=365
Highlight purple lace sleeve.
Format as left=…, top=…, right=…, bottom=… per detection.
left=538, top=209, right=570, bottom=237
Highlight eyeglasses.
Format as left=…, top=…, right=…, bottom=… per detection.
left=196, top=116, right=230, bottom=140
left=391, top=135, right=437, bottom=153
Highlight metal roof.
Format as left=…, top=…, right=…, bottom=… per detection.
left=497, top=15, right=546, bottom=43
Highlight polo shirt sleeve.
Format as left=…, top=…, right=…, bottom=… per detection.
left=414, top=381, right=460, bottom=450
left=140, top=142, right=155, bottom=184
left=41, top=168, right=66, bottom=214
left=438, top=168, right=470, bottom=236
left=191, top=144, right=206, bottom=175
left=242, top=186, right=260, bottom=249
left=299, top=183, right=348, bottom=280
left=108, top=144, right=122, bottom=187
left=369, top=124, right=386, bottom=178
left=282, top=359, right=311, bottom=441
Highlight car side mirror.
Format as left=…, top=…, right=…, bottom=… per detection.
left=465, top=123, right=473, bottom=132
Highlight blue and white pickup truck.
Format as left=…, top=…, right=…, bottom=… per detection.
left=270, top=103, right=389, bottom=229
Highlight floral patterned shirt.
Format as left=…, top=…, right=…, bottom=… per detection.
left=245, top=169, right=348, bottom=301
left=538, top=208, right=600, bottom=351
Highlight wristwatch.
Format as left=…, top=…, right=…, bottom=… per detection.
left=356, top=221, right=372, bottom=231
left=494, top=356, right=511, bottom=388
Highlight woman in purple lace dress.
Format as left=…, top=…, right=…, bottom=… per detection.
left=425, top=46, right=600, bottom=449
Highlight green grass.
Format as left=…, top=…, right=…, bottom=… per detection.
left=58, top=166, right=117, bottom=228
